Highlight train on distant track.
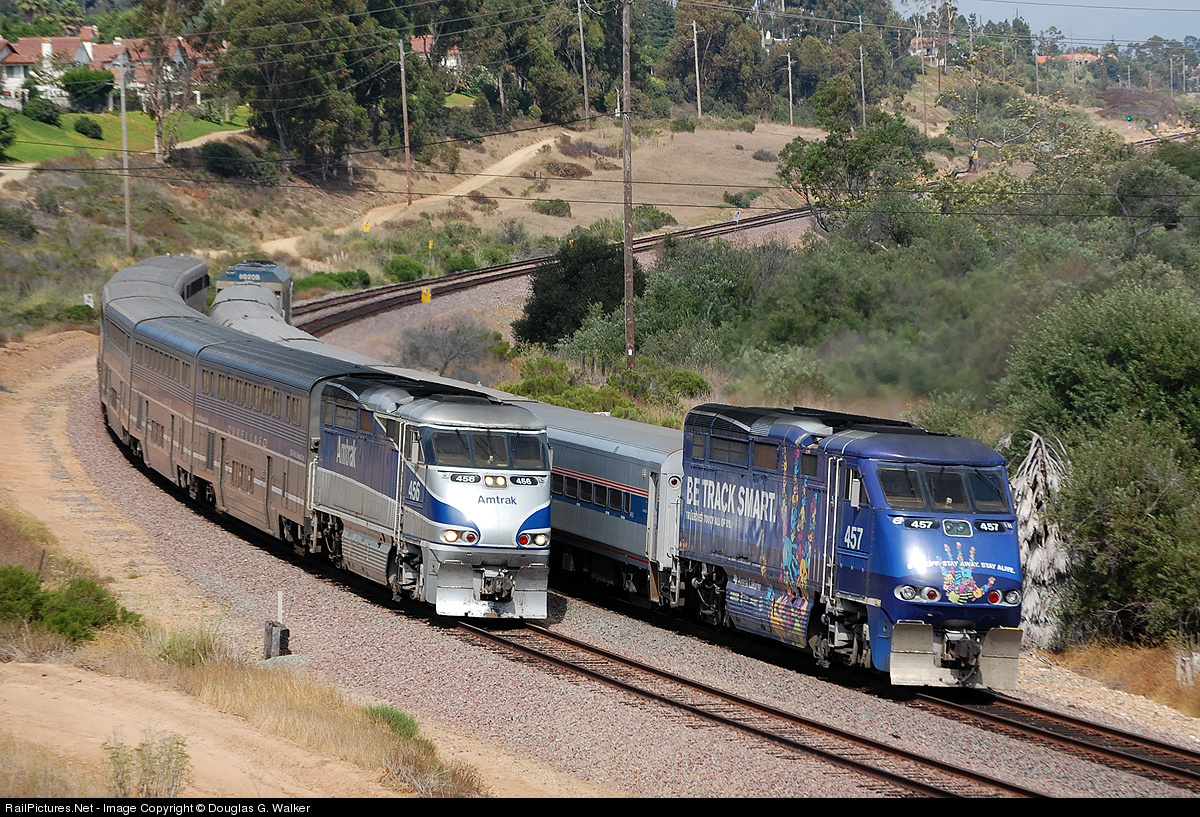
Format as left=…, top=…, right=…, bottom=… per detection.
left=210, top=259, right=1024, bottom=688
left=98, top=256, right=553, bottom=619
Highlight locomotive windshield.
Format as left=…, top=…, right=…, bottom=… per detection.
left=422, top=428, right=549, bottom=470
left=876, top=465, right=1011, bottom=514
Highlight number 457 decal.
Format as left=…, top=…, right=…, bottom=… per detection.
left=843, top=525, right=864, bottom=551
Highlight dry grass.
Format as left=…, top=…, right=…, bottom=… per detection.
left=1056, top=642, right=1200, bottom=717
left=0, top=729, right=107, bottom=797
left=74, top=624, right=487, bottom=797
left=0, top=619, right=76, bottom=663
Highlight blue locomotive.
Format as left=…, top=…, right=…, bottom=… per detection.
left=679, top=404, right=1022, bottom=688
left=99, top=257, right=552, bottom=619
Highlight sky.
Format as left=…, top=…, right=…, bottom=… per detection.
left=946, top=0, right=1200, bottom=48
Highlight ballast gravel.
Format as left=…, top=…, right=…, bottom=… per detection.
left=68, top=385, right=1200, bottom=798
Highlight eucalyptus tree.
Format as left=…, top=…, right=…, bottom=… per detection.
left=137, top=0, right=205, bottom=163
left=213, top=0, right=375, bottom=178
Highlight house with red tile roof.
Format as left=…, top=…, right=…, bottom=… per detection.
left=0, top=27, right=214, bottom=111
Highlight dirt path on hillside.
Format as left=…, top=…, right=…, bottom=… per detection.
left=260, top=134, right=562, bottom=261
left=0, top=332, right=612, bottom=798
left=345, top=135, right=564, bottom=232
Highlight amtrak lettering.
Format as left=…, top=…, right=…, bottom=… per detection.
left=336, top=437, right=357, bottom=468
left=478, top=495, right=518, bottom=505
left=684, top=476, right=777, bottom=524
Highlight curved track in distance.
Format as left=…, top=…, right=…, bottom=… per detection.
left=290, top=207, right=817, bottom=335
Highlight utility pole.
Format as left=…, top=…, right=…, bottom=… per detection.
left=399, top=38, right=412, bottom=205
left=623, top=0, right=635, bottom=370
left=116, top=53, right=132, bottom=256
left=787, top=51, right=794, bottom=126
left=692, top=20, right=702, bottom=120
left=577, top=0, right=589, bottom=123
left=858, top=15, right=866, bottom=127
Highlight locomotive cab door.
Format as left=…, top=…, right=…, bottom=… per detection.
left=828, top=459, right=871, bottom=600
left=399, top=424, right=426, bottom=525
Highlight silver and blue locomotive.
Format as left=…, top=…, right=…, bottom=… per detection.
left=99, top=256, right=551, bottom=619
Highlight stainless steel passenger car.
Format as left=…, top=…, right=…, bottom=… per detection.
left=99, top=257, right=551, bottom=619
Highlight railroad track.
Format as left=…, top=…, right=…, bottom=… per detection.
left=913, top=690, right=1200, bottom=793
left=290, top=207, right=816, bottom=335
left=458, top=621, right=1044, bottom=798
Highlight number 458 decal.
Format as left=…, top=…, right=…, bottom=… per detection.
left=843, top=525, right=864, bottom=550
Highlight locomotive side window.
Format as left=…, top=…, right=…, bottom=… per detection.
left=334, top=405, right=356, bottom=430
left=406, top=428, right=424, bottom=463
left=359, top=410, right=374, bottom=434
left=844, top=468, right=867, bottom=505
left=690, top=435, right=706, bottom=460
left=878, top=467, right=926, bottom=509
left=710, top=436, right=749, bottom=466
left=801, top=452, right=819, bottom=477
left=753, top=442, right=779, bottom=471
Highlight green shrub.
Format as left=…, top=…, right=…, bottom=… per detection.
left=198, top=141, right=280, bottom=185
left=40, top=576, right=141, bottom=641
left=0, top=567, right=138, bottom=642
left=0, top=565, right=44, bottom=622
left=1052, top=415, right=1200, bottom=641
left=531, top=198, right=571, bottom=217
left=444, top=253, right=477, bottom=273
left=384, top=255, right=425, bottom=283
left=670, top=117, right=695, bottom=133
left=294, top=269, right=372, bottom=293
left=0, top=205, right=36, bottom=240
left=57, top=304, right=97, bottom=324
left=722, top=190, right=759, bottom=209
left=478, top=245, right=511, bottom=266
left=24, top=98, right=60, bottom=127
left=632, top=204, right=677, bottom=233
left=365, top=705, right=420, bottom=740
left=73, top=116, right=103, bottom=139
left=663, top=368, right=708, bottom=398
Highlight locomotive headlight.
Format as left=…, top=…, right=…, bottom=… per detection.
left=484, top=475, right=507, bottom=488
left=442, top=530, right=460, bottom=543
left=534, top=533, right=548, bottom=546
left=898, top=585, right=918, bottom=601
left=1004, top=589, right=1021, bottom=605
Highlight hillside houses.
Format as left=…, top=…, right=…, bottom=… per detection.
left=0, top=26, right=211, bottom=112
